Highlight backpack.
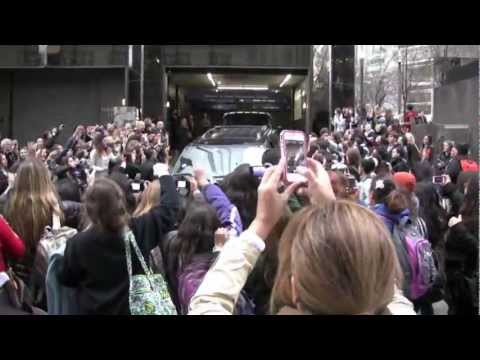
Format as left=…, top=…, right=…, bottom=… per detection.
left=460, top=159, right=479, bottom=173
left=393, top=220, right=438, bottom=301
left=30, top=214, right=78, bottom=306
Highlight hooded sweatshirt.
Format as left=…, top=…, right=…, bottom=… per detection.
left=372, top=204, right=413, bottom=298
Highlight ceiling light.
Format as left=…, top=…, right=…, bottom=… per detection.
left=165, top=101, right=170, bottom=108
left=274, top=89, right=279, bottom=94
left=280, top=74, right=292, bottom=88
left=121, top=98, right=126, bottom=106
left=155, top=58, right=160, bottom=64
left=217, top=85, right=269, bottom=91
left=207, top=73, right=216, bottom=87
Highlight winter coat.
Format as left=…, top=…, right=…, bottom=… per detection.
left=189, top=230, right=416, bottom=315
left=372, top=204, right=413, bottom=297
left=177, top=252, right=254, bottom=315
left=0, top=215, right=25, bottom=273
left=444, top=221, right=478, bottom=315
left=59, top=175, right=179, bottom=315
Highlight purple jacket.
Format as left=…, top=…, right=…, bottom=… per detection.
left=177, top=253, right=255, bottom=315
left=201, top=184, right=243, bottom=236
left=372, top=203, right=410, bottom=234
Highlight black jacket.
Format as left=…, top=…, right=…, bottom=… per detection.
left=440, top=183, right=464, bottom=219
left=5, top=152, right=18, bottom=170
left=59, top=175, right=179, bottom=315
left=446, top=157, right=463, bottom=185
left=139, top=159, right=156, bottom=181
left=176, top=127, right=192, bottom=153
left=406, top=144, right=420, bottom=169
left=109, top=170, right=136, bottom=213
left=445, top=222, right=479, bottom=315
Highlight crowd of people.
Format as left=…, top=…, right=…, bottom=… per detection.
left=332, top=105, right=428, bottom=135
left=0, top=105, right=477, bottom=315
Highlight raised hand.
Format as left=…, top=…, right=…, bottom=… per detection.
left=214, top=227, right=228, bottom=249
left=249, top=158, right=303, bottom=240
left=193, top=167, right=209, bottom=188
left=296, top=158, right=336, bottom=206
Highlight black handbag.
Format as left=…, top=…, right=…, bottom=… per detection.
left=1, top=269, right=46, bottom=315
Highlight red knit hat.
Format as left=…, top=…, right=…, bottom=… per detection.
left=393, top=172, right=416, bottom=193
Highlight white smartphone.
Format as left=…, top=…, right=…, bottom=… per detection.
left=280, top=130, right=308, bottom=183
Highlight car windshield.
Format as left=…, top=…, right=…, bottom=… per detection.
left=223, top=112, right=271, bottom=126
left=173, top=144, right=265, bottom=181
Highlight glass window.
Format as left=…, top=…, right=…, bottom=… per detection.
left=46, top=45, right=128, bottom=66
left=0, top=46, right=44, bottom=67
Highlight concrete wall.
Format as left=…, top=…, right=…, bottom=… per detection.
left=432, top=61, right=479, bottom=158
left=3, top=68, right=125, bottom=145
left=0, top=71, right=11, bottom=138
left=156, top=45, right=310, bottom=68
left=144, top=45, right=311, bottom=119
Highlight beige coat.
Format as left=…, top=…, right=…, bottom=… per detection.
left=189, top=231, right=416, bottom=316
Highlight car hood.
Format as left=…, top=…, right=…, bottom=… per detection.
left=173, top=143, right=265, bottom=181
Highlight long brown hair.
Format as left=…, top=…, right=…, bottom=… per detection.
left=7, top=158, right=63, bottom=255
left=84, top=177, right=129, bottom=234
left=133, top=180, right=161, bottom=218
left=271, top=201, right=402, bottom=315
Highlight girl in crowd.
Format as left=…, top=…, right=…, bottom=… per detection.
left=444, top=172, right=479, bottom=315
left=437, top=140, right=453, bottom=171
left=164, top=200, right=220, bottom=314
left=404, top=132, right=420, bottom=169
left=345, top=147, right=361, bottom=182
left=133, top=180, right=160, bottom=218
left=220, top=164, right=259, bottom=229
left=59, top=178, right=131, bottom=315
left=89, top=133, right=113, bottom=176
left=0, top=153, right=9, bottom=195
left=6, top=159, right=63, bottom=287
left=59, top=163, right=179, bottom=314
left=421, top=135, right=434, bottom=163
left=0, top=215, right=25, bottom=273
left=415, top=182, right=448, bottom=249
left=189, top=158, right=415, bottom=315
left=369, top=177, right=412, bottom=298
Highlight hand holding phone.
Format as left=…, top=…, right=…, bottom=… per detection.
left=193, top=167, right=209, bottom=188
left=296, top=158, right=336, bottom=205
left=280, top=130, right=309, bottom=183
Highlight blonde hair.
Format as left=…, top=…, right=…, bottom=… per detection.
left=405, top=132, right=420, bottom=153
left=7, top=159, right=63, bottom=255
left=271, top=201, right=401, bottom=315
left=133, top=180, right=161, bottom=218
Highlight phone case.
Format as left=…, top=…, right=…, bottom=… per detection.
left=280, top=130, right=308, bottom=183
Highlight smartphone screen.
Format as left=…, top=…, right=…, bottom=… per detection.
left=177, top=180, right=186, bottom=188
left=131, top=182, right=141, bottom=192
left=433, top=176, right=445, bottom=184
left=280, top=130, right=308, bottom=183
